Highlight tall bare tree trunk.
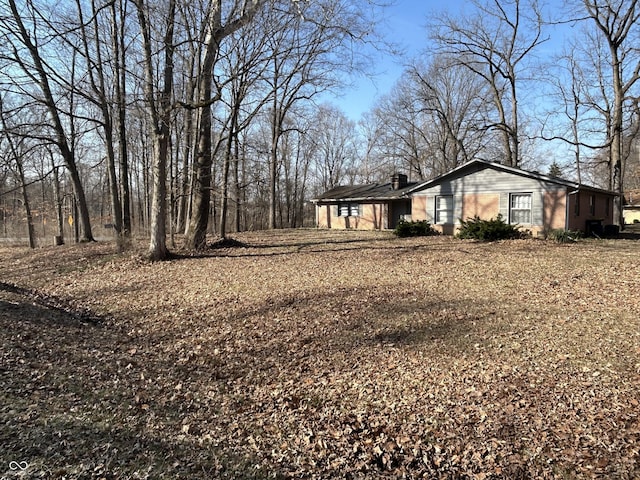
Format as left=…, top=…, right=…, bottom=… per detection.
left=269, top=105, right=280, bottom=229
left=584, top=0, right=640, bottom=227
left=183, top=0, right=265, bottom=250
left=219, top=108, right=239, bottom=239
left=52, top=164, right=64, bottom=244
left=185, top=69, right=215, bottom=249
left=112, top=0, right=131, bottom=236
left=134, top=0, right=175, bottom=260
left=234, top=135, right=243, bottom=232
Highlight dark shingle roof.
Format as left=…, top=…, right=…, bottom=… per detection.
left=311, top=182, right=417, bottom=203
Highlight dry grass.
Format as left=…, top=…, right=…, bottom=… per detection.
left=1, top=230, right=639, bottom=479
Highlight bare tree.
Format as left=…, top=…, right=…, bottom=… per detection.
left=0, top=96, right=35, bottom=247
left=408, top=56, right=490, bottom=171
left=181, top=0, right=381, bottom=243
left=581, top=0, right=640, bottom=226
left=183, top=0, right=266, bottom=250
left=546, top=45, right=588, bottom=183
left=111, top=0, right=132, bottom=236
left=67, top=0, right=126, bottom=240
left=310, top=104, right=359, bottom=190
left=371, top=79, right=433, bottom=180
left=261, top=0, right=376, bottom=229
left=431, top=0, right=546, bottom=167
left=3, top=0, right=95, bottom=241
left=173, top=1, right=201, bottom=236
left=357, top=111, right=390, bottom=184
left=370, top=55, right=491, bottom=179
left=217, top=24, right=272, bottom=238
left=132, top=0, right=176, bottom=260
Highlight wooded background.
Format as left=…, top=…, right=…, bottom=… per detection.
left=1, top=0, right=640, bottom=258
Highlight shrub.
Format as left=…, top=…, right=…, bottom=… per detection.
left=547, top=228, right=582, bottom=243
left=456, top=214, right=525, bottom=241
left=394, top=220, right=439, bottom=237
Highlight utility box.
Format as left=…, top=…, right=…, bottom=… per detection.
left=585, top=219, right=603, bottom=237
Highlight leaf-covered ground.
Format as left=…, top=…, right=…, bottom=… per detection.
left=1, top=230, right=639, bottom=479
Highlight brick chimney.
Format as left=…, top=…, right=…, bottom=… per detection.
left=391, top=173, right=408, bottom=190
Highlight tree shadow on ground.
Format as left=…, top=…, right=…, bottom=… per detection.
left=174, top=236, right=459, bottom=261
left=0, top=290, right=284, bottom=480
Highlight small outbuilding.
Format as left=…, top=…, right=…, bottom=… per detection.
left=623, top=205, right=640, bottom=224
left=623, top=189, right=640, bottom=224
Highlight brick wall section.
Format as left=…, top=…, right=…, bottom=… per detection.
left=411, top=196, right=427, bottom=222
left=543, top=191, right=567, bottom=231
left=354, top=204, right=386, bottom=230
left=460, top=194, right=500, bottom=222
left=566, top=191, right=614, bottom=231
left=316, top=205, right=331, bottom=228
left=316, top=203, right=387, bottom=230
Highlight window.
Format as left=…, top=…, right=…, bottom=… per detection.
left=436, top=195, right=453, bottom=224
left=589, top=195, right=596, bottom=216
left=338, top=203, right=360, bottom=217
left=510, top=193, right=532, bottom=224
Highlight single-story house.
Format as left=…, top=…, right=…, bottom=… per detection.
left=313, top=160, right=620, bottom=236
left=312, top=174, right=416, bottom=230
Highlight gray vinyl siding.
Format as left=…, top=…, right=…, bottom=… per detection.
left=531, top=192, right=544, bottom=225
left=417, top=167, right=563, bottom=226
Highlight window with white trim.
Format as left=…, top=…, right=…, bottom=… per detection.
left=338, top=203, right=360, bottom=217
left=510, top=193, right=532, bottom=224
left=436, top=195, right=453, bottom=224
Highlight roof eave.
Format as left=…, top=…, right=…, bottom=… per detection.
left=406, top=159, right=620, bottom=196
left=313, top=194, right=410, bottom=203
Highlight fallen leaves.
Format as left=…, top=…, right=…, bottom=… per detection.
left=1, top=231, right=639, bottom=478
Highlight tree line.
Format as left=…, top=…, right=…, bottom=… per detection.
left=0, top=0, right=376, bottom=258
left=1, top=0, right=639, bottom=259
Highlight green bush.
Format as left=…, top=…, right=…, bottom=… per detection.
left=547, top=228, right=582, bottom=243
left=393, top=220, right=439, bottom=237
left=456, top=214, right=525, bottom=241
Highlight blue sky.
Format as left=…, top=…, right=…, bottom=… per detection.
left=336, top=0, right=467, bottom=120
left=334, top=0, right=573, bottom=122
